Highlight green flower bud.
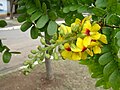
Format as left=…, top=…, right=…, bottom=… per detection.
left=71, top=24, right=79, bottom=32
left=40, top=54, right=45, bottom=61
left=45, top=54, right=50, bottom=59
left=28, top=54, right=33, bottom=59
left=53, top=52, right=59, bottom=60
left=23, top=60, right=30, bottom=65
left=37, top=45, right=41, bottom=51
left=59, top=44, right=64, bottom=50
left=50, top=39, right=55, bottom=44
left=40, top=38, right=46, bottom=45
left=31, top=50, right=37, bottom=54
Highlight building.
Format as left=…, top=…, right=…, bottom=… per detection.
left=0, top=0, right=15, bottom=16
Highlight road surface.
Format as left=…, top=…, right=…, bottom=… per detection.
left=0, top=29, right=40, bottom=74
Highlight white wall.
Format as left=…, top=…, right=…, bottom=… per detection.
left=0, top=0, right=7, bottom=15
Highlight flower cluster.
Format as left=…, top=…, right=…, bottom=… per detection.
left=57, top=16, right=108, bottom=60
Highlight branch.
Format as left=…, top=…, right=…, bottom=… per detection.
left=105, top=24, right=120, bottom=28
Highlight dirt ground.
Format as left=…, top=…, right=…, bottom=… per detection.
left=0, top=60, right=104, bottom=90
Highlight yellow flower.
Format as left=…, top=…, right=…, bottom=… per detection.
left=71, top=18, right=81, bottom=32
left=58, top=24, right=71, bottom=35
left=61, top=43, right=81, bottom=60
left=71, top=38, right=93, bottom=57
left=81, top=17, right=108, bottom=44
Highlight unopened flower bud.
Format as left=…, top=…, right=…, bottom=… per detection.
left=50, top=39, right=55, bottom=44
left=59, top=44, right=64, bottom=50
left=37, top=45, right=41, bottom=51
left=40, top=38, right=46, bottom=45
left=31, top=50, right=37, bottom=54
left=28, top=54, right=33, bottom=59
left=53, top=52, right=59, bottom=60
left=45, top=54, right=50, bottom=59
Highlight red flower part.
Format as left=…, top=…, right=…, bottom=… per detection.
left=65, top=47, right=71, bottom=51
left=91, top=39, right=96, bottom=42
left=85, top=28, right=90, bottom=36
left=82, top=47, right=87, bottom=52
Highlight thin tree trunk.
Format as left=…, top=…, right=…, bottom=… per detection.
left=10, top=0, right=14, bottom=19
left=45, top=58, right=54, bottom=80
left=45, top=32, right=54, bottom=80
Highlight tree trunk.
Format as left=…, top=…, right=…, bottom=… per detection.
left=10, top=0, right=14, bottom=19
left=45, top=58, right=54, bottom=80
left=45, top=32, right=54, bottom=80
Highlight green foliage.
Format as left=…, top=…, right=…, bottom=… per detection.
left=99, top=52, right=113, bottom=65
left=106, top=14, right=120, bottom=26
left=30, top=26, right=39, bottom=39
left=47, top=21, right=57, bottom=35
left=36, top=15, right=49, bottom=29
left=20, top=21, right=32, bottom=32
left=0, top=20, right=7, bottom=28
left=2, top=51, right=12, bottom=63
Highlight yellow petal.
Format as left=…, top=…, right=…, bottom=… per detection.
left=66, top=26, right=71, bottom=33
left=72, top=52, right=81, bottom=60
left=83, top=36, right=91, bottom=47
left=75, top=18, right=81, bottom=24
left=91, top=32, right=101, bottom=40
left=60, top=24, right=67, bottom=34
left=91, top=23, right=101, bottom=32
left=90, top=41, right=99, bottom=47
left=93, top=46, right=101, bottom=54
left=57, top=35, right=64, bottom=42
left=81, top=15, right=92, bottom=25
left=61, top=50, right=72, bottom=59
left=81, top=52, right=87, bottom=60
left=76, top=38, right=84, bottom=50
left=64, top=43, right=70, bottom=48
left=71, top=44, right=81, bottom=52
left=86, top=49, right=93, bottom=56
left=82, top=20, right=91, bottom=33
left=99, top=34, right=108, bottom=44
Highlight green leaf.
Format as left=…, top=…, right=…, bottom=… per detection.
left=42, top=2, right=47, bottom=14
left=17, top=13, right=27, bottom=23
left=30, top=11, right=42, bottom=22
left=36, top=15, right=49, bottom=29
left=69, top=5, right=79, bottom=11
left=27, top=7, right=37, bottom=15
left=0, top=20, right=7, bottom=27
left=95, top=0, right=107, bottom=8
left=2, top=51, right=12, bottom=63
left=77, top=6, right=88, bottom=13
left=20, top=21, right=32, bottom=32
left=102, top=27, right=111, bottom=35
left=106, top=14, right=120, bottom=26
left=109, top=69, right=120, bottom=90
left=30, top=26, right=39, bottom=39
left=103, top=61, right=117, bottom=79
left=0, top=40, right=4, bottom=52
left=34, top=0, right=41, bottom=9
left=95, top=78, right=105, bottom=87
left=63, top=6, right=70, bottom=13
left=115, top=31, right=120, bottom=39
left=101, top=45, right=110, bottom=54
left=92, top=7, right=106, bottom=17
left=17, top=6, right=26, bottom=14
left=117, top=39, right=120, bottom=47
left=116, top=3, right=120, bottom=15
left=47, top=21, right=57, bottom=35
left=48, top=10, right=58, bottom=20
left=99, top=52, right=113, bottom=65
left=107, top=0, right=117, bottom=14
